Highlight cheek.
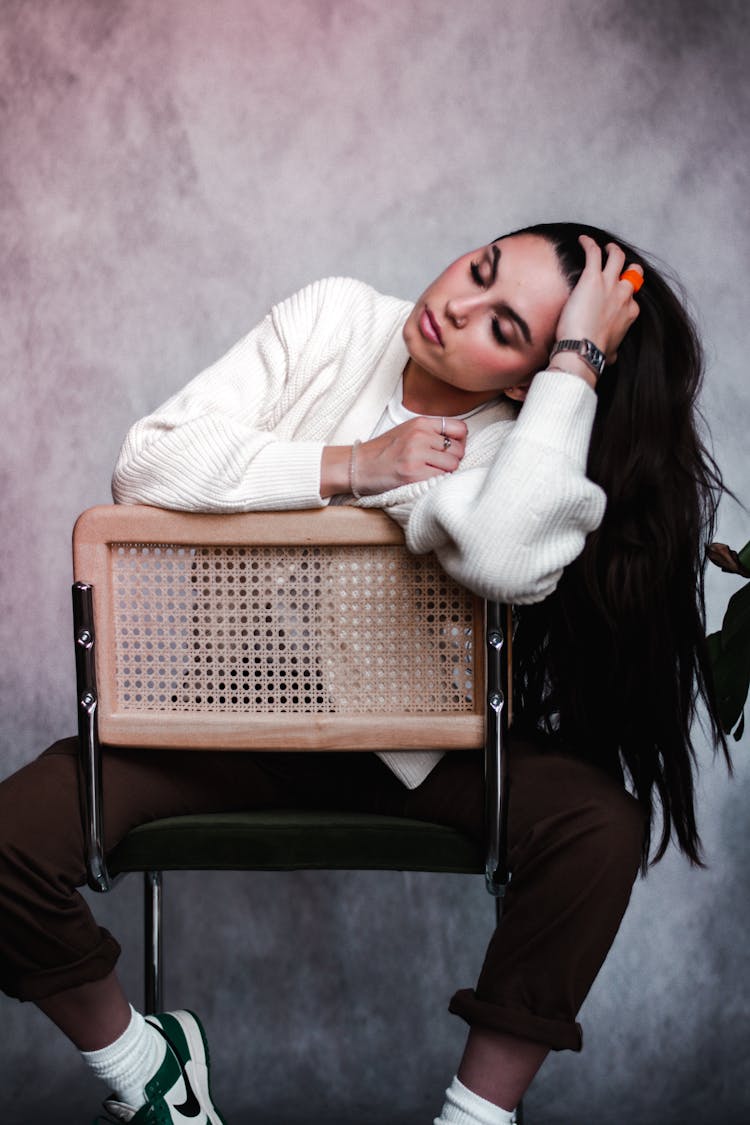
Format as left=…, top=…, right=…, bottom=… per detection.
left=491, top=352, right=540, bottom=386
left=459, top=338, right=497, bottom=375
left=468, top=348, right=523, bottom=388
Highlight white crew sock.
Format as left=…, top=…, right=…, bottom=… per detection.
left=434, top=1076, right=516, bottom=1125
left=81, top=1005, right=167, bottom=1109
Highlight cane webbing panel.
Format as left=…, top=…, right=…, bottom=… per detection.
left=99, top=537, right=481, bottom=751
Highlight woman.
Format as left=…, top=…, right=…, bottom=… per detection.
left=0, top=224, right=725, bottom=1124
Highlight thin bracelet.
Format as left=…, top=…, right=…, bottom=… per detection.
left=350, top=439, right=363, bottom=499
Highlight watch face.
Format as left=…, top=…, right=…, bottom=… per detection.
left=582, top=340, right=605, bottom=375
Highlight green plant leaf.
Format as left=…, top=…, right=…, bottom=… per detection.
left=706, top=546, right=750, bottom=740
left=720, top=581, right=750, bottom=649
left=708, top=625, right=750, bottom=735
left=706, top=630, right=722, bottom=664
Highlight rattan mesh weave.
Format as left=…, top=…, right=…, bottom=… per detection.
left=110, top=542, right=476, bottom=716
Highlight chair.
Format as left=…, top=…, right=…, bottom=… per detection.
left=71, top=505, right=513, bottom=1022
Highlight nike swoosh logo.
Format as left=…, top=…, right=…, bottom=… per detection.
left=148, top=1020, right=203, bottom=1119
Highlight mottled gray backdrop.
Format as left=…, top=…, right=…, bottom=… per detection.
left=1, top=1, right=748, bottom=1122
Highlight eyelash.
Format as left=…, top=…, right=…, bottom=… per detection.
left=470, top=261, right=507, bottom=346
left=492, top=318, right=507, bottom=346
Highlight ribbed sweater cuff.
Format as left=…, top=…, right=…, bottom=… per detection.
left=512, top=369, right=597, bottom=468
left=249, top=441, right=326, bottom=508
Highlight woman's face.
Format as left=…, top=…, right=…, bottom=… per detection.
left=402, top=233, right=572, bottom=403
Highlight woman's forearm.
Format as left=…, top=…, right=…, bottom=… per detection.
left=319, top=445, right=353, bottom=498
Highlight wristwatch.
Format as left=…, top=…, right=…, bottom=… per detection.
left=550, top=338, right=606, bottom=379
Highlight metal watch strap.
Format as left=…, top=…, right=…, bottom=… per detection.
left=550, top=338, right=605, bottom=378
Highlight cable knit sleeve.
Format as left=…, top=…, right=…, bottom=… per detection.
left=399, top=370, right=607, bottom=604
left=111, top=283, right=336, bottom=511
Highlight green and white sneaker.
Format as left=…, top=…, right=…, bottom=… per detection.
left=97, top=1010, right=226, bottom=1124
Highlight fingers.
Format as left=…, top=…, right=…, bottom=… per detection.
left=619, top=262, right=644, bottom=295
left=436, top=417, right=468, bottom=440
left=578, top=234, right=603, bottom=274
left=579, top=235, right=626, bottom=279
left=425, top=450, right=464, bottom=474
left=580, top=234, right=643, bottom=312
left=602, top=241, right=627, bottom=281
left=621, top=262, right=644, bottom=280
left=580, top=235, right=641, bottom=290
left=558, top=236, right=643, bottom=371
left=590, top=238, right=644, bottom=295
left=427, top=417, right=466, bottom=471
left=362, top=416, right=468, bottom=491
left=424, top=416, right=466, bottom=450
left=415, top=417, right=467, bottom=475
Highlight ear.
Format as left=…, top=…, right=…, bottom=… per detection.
left=504, top=383, right=530, bottom=403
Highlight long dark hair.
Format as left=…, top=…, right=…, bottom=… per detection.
left=506, top=222, right=728, bottom=869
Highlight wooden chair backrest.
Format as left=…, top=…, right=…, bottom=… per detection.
left=73, top=506, right=486, bottom=752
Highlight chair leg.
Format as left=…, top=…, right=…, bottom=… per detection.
left=144, top=870, right=163, bottom=1014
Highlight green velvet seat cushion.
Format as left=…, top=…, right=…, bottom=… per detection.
left=108, top=811, right=484, bottom=876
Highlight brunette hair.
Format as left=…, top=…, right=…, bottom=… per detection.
left=504, top=222, right=728, bottom=869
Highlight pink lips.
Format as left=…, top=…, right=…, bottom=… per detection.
left=420, top=306, right=444, bottom=347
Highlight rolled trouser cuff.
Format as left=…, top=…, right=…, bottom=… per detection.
left=449, top=987, right=583, bottom=1052
left=4, top=928, right=121, bottom=1002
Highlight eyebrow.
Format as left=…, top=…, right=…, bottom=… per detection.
left=489, top=243, right=501, bottom=285
left=488, top=243, right=533, bottom=346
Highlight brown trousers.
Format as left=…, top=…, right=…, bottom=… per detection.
left=0, top=737, right=644, bottom=1051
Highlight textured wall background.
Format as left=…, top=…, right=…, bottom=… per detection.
left=1, top=1, right=748, bottom=1122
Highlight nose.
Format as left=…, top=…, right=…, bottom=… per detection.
left=445, top=294, right=482, bottom=328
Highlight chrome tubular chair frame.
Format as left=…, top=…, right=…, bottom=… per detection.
left=484, top=599, right=511, bottom=900
left=73, top=580, right=112, bottom=894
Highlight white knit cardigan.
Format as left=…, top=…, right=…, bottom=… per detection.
left=113, top=276, right=607, bottom=787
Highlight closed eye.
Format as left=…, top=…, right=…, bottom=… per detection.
left=472, top=244, right=501, bottom=292
left=492, top=317, right=508, bottom=346
left=471, top=247, right=510, bottom=345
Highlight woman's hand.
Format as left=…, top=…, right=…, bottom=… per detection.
left=320, top=416, right=467, bottom=498
left=552, top=235, right=643, bottom=383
